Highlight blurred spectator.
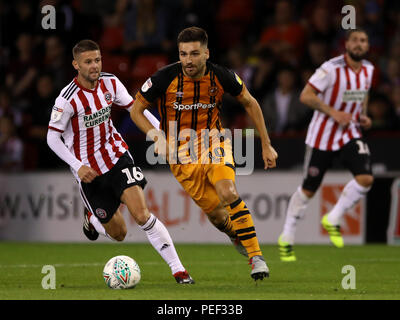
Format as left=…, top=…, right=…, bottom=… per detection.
left=368, top=93, right=399, bottom=131
left=391, top=86, right=400, bottom=120
left=249, top=48, right=277, bottom=101
left=0, top=87, right=23, bottom=129
left=388, top=41, right=400, bottom=61
left=380, top=58, right=400, bottom=95
left=98, top=0, right=127, bottom=53
left=363, top=0, right=385, bottom=54
left=6, top=0, right=35, bottom=46
left=0, top=115, right=24, bottom=172
left=302, top=36, right=329, bottom=70
left=25, top=73, right=59, bottom=169
left=305, top=4, right=336, bottom=47
left=300, top=66, right=315, bottom=87
left=260, top=65, right=311, bottom=135
left=167, top=0, right=215, bottom=38
left=164, top=0, right=217, bottom=62
left=42, top=35, right=72, bottom=92
left=226, top=46, right=254, bottom=92
left=123, top=0, right=171, bottom=55
left=80, top=0, right=116, bottom=16
left=215, top=0, right=254, bottom=50
left=35, top=0, right=83, bottom=49
left=256, top=0, right=306, bottom=62
left=5, top=33, right=39, bottom=110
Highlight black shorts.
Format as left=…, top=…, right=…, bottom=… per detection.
left=302, top=138, right=372, bottom=192
left=79, top=151, right=147, bottom=223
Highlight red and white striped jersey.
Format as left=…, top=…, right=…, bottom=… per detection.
left=48, top=72, right=133, bottom=179
left=305, top=54, right=374, bottom=151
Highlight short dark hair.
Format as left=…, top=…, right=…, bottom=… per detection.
left=345, top=28, right=368, bottom=41
left=72, top=40, right=100, bottom=59
left=177, top=27, right=208, bottom=47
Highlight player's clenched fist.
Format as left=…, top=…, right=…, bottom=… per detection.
left=154, top=135, right=170, bottom=161
left=330, top=109, right=353, bottom=127
left=262, top=144, right=278, bottom=170
left=78, top=165, right=99, bottom=183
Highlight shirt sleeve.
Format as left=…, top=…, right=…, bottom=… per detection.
left=212, top=64, right=244, bottom=96
left=308, top=61, right=333, bottom=93
left=48, top=96, right=74, bottom=133
left=113, top=76, right=134, bottom=108
left=47, top=129, right=83, bottom=172
left=136, top=74, right=164, bottom=105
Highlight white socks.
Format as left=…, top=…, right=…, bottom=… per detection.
left=327, top=179, right=370, bottom=226
left=140, top=213, right=185, bottom=275
left=281, top=186, right=311, bottom=244
left=90, top=211, right=185, bottom=274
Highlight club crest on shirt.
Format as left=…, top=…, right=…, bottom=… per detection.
left=50, top=106, right=63, bottom=122
left=208, top=86, right=218, bottom=97
left=176, top=91, right=184, bottom=98
left=104, top=91, right=112, bottom=104
left=141, top=78, right=152, bottom=93
left=314, top=68, right=328, bottom=80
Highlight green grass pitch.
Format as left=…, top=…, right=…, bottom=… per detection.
left=0, top=242, right=399, bottom=300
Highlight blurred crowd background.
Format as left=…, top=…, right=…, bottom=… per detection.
left=1, top=0, right=400, bottom=172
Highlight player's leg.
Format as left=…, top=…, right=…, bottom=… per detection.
left=207, top=203, right=248, bottom=257
left=213, top=178, right=260, bottom=258
left=207, top=163, right=269, bottom=280
left=83, top=208, right=99, bottom=241
left=115, top=152, right=193, bottom=283
left=279, top=146, right=333, bottom=259
left=120, top=185, right=193, bottom=283
left=278, top=186, right=312, bottom=262
left=79, top=180, right=120, bottom=241
left=101, top=209, right=127, bottom=241
left=324, top=139, right=373, bottom=240
left=214, top=178, right=269, bottom=280
left=170, top=163, right=247, bottom=257
left=83, top=205, right=130, bottom=241
left=206, top=138, right=264, bottom=262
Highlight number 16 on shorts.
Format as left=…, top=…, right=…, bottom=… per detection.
left=122, top=167, right=144, bottom=184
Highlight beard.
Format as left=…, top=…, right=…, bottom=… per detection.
left=82, top=71, right=99, bottom=83
left=347, top=49, right=368, bottom=61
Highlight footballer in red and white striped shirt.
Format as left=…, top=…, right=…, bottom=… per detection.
left=305, top=52, right=374, bottom=151
left=48, top=69, right=133, bottom=180
left=278, top=29, right=375, bottom=258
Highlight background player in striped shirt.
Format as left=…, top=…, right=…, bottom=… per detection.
left=278, top=29, right=374, bottom=261
left=47, top=40, right=194, bottom=284
left=131, top=27, right=278, bottom=281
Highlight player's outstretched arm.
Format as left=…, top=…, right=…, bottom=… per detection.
left=300, top=84, right=352, bottom=127
left=130, top=99, right=168, bottom=159
left=130, top=99, right=160, bottom=139
left=236, top=86, right=278, bottom=169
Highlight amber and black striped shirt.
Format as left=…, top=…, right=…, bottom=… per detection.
left=136, top=61, right=244, bottom=134
left=135, top=61, right=244, bottom=162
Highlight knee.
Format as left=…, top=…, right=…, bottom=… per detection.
left=217, top=186, right=239, bottom=206
left=355, top=175, right=374, bottom=188
left=208, top=206, right=228, bottom=226
left=111, top=227, right=127, bottom=242
left=133, top=209, right=151, bottom=226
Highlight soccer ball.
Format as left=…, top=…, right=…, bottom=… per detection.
left=103, top=255, right=141, bottom=289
